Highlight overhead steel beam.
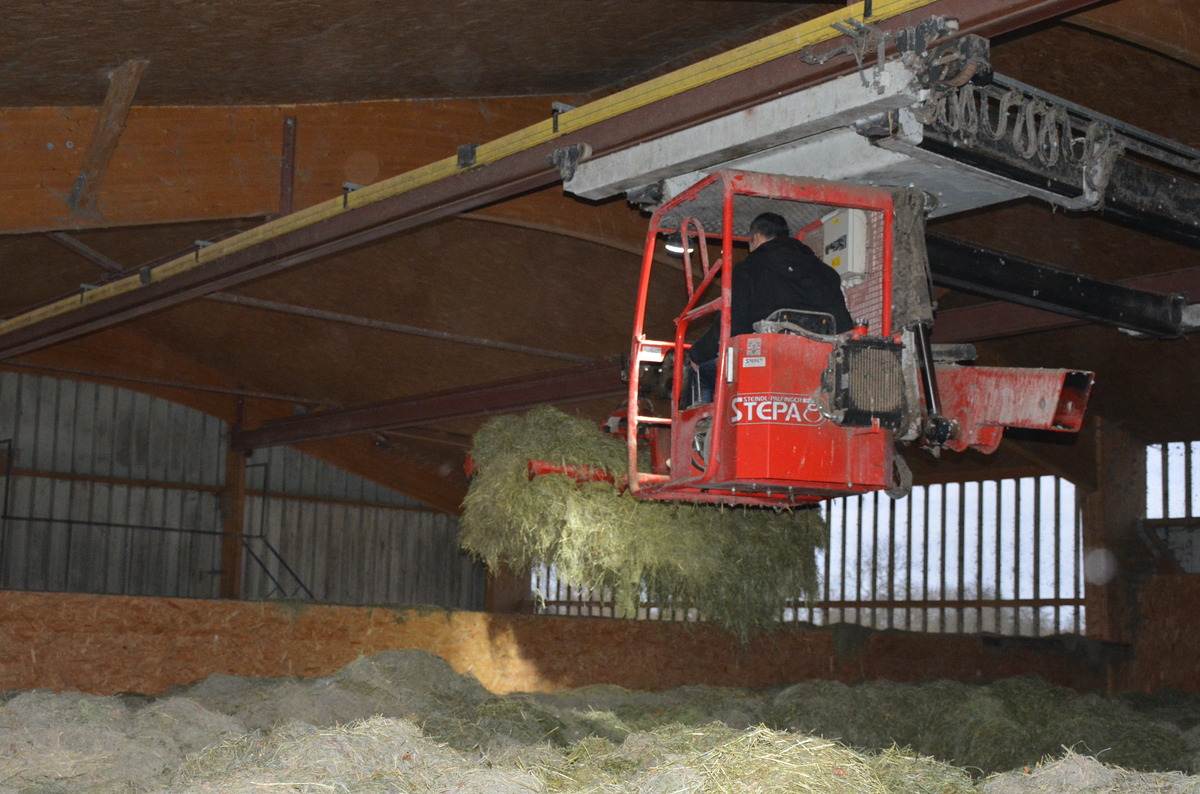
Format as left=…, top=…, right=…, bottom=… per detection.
left=1098, top=160, right=1200, bottom=250
left=932, top=265, right=1200, bottom=342
left=231, top=359, right=626, bottom=451
left=207, top=293, right=596, bottom=363
left=45, top=232, right=126, bottom=274
left=927, top=234, right=1189, bottom=338
left=0, top=0, right=1102, bottom=361
left=918, top=132, right=1200, bottom=250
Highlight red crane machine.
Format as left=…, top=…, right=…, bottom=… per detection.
left=614, top=170, right=1093, bottom=507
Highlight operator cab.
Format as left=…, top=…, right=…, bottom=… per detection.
left=626, top=171, right=910, bottom=507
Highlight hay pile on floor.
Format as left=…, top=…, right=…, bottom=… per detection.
left=0, top=690, right=244, bottom=792
left=770, top=677, right=1191, bottom=775
left=172, top=716, right=541, bottom=793
left=460, top=406, right=827, bottom=641
left=4, top=651, right=1200, bottom=792
left=981, top=751, right=1200, bottom=794
left=528, top=722, right=975, bottom=794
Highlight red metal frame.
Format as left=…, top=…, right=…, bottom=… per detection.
left=626, top=171, right=902, bottom=507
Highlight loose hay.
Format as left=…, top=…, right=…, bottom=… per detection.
left=981, top=751, right=1200, bottom=794
left=0, top=690, right=244, bottom=793
left=770, top=676, right=1192, bottom=776
left=4, top=651, right=1200, bottom=792
left=532, top=722, right=890, bottom=794
left=460, top=406, right=827, bottom=640
left=172, top=716, right=542, bottom=793
left=870, top=746, right=978, bottom=794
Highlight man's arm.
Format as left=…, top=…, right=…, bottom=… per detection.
left=689, top=263, right=755, bottom=363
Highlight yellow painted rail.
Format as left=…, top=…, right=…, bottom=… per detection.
left=2, top=0, right=938, bottom=338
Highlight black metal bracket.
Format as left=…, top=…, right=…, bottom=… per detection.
left=626, top=182, right=665, bottom=211
left=342, top=182, right=365, bottom=209
left=916, top=34, right=991, bottom=89
left=193, top=239, right=214, bottom=262
left=894, top=16, right=961, bottom=57
left=551, top=101, right=575, bottom=134
left=547, top=142, right=592, bottom=182
left=456, top=143, right=479, bottom=169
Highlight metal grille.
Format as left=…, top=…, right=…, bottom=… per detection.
left=1144, top=441, right=1200, bottom=573
left=532, top=475, right=1084, bottom=636
left=829, top=339, right=905, bottom=428
left=841, top=211, right=886, bottom=333
left=794, top=477, right=1083, bottom=636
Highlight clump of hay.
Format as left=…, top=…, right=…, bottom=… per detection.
left=0, top=690, right=244, bottom=792
left=770, top=676, right=1192, bottom=776
left=460, top=406, right=827, bottom=640
left=536, top=683, right=769, bottom=736
left=530, top=722, right=893, bottom=794
left=171, top=716, right=542, bottom=793
left=980, top=750, right=1200, bottom=794
left=870, top=746, right=978, bottom=794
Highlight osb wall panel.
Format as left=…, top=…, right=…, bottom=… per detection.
left=1134, top=575, right=1200, bottom=693
left=0, top=591, right=1132, bottom=696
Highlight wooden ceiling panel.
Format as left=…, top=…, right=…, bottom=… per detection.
left=3, top=1, right=829, bottom=106
left=120, top=219, right=675, bottom=407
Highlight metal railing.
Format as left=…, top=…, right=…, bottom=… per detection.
left=1143, top=441, right=1200, bottom=573
left=533, top=475, right=1085, bottom=637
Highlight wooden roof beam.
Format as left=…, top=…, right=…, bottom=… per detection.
left=67, top=59, right=147, bottom=219
left=0, top=97, right=551, bottom=235
left=231, top=359, right=627, bottom=451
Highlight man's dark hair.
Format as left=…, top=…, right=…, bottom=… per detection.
left=749, top=212, right=790, bottom=241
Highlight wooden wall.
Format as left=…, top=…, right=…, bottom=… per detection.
left=6, top=585, right=1188, bottom=699
left=1131, top=575, right=1200, bottom=693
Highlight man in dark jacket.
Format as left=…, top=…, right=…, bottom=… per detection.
left=688, top=212, right=853, bottom=400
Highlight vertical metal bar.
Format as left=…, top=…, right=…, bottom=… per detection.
left=921, top=487, right=930, bottom=632
left=221, top=420, right=247, bottom=599
left=938, top=484, right=947, bottom=632
left=1011, top=479, right=1021, bottom=635
left=1160, top=443, right=1170, bottom=520
left=859, top=492, right=869, bottom=627
left=246, top=461, right=273, bottom=583
left=866, top=493, right=876, bottom=628
left=1073, top=480, right=1083, bottom=634
left=886, top=493, right=896, bottom=631
left=956, top=482, right=966, bottom=633
left=904, top=488, right=913, bottom=632
left=278, top=116, right=297, bottom=217
left=993, top=482, right=1003, bottom=634
left=0, top=438, right=12, bottom=586
left=974, top=481, right=984, bottom=633
left=840, top=496, right=851, bottom=625
left=1187, top=441, right=1195, bottom=519
left=818, top=502, right=830, bottom=626
left=1032, top=476, right=1042, bottom=637
left=1052, top=476, right=1062, bottom=635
